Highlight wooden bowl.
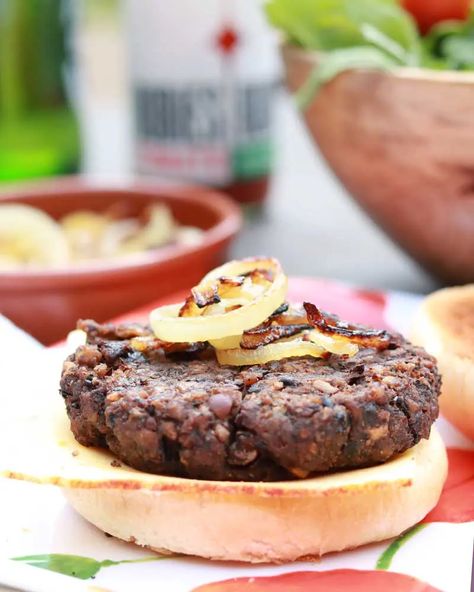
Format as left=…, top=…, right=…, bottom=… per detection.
left=0, top=181, right=241, bottom=344
left=282, top=46, right=474, bottom=284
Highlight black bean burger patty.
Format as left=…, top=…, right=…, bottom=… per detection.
left=60, top=320, right=441, bottom=482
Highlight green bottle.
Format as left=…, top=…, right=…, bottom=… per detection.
left=0, top=0, right=80, bottom=182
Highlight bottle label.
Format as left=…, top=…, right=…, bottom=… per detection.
left=134, top=81, right=274, bottom=185
left=126, top=0, right=280, bottom=185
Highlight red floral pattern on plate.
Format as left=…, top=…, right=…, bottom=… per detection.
left=192, top=569, right=440, bottom=592
left=423, top=448, right=474, bottom=523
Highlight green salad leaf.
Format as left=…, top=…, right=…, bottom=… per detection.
left=266, top=0, right=474, bottom=106
left=295, top=46, right=398, bottom=109
left=423, top=10, right=474, bottom=70
left=266, top=0, right=420, bottom=58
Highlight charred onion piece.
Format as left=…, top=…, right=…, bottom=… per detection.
left=178, top=296, right=198, bottom=318
left=219, top=275, right=246, bottom=288
left=269, top=302, right=289, bottom=317
left=303, top=302, right=390, bottom=350
left=213, top=306, right=310, bottom=351
left=238, top=305, right=310, bottom=350
left=78, top=319, right=153, bottom=343
left=130, top=336, right=205, bottom=355
left=179, top=272, right=269, bottom=317
left=179, top=285, right=221, bottom=317
left=240, top=323, right=309, bottom=349
left=163, top=341, right=206, bottom=354
left=192, top=285, right=221, bottom=308
left=209, top=303, right=293, bottom=350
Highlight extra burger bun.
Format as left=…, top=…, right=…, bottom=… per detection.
left=0, top=385, right=447, bottom=562
left=412, top=284, right=474, bottom=441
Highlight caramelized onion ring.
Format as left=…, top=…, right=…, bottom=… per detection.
left=209, top=335, right=242, bottom=349
left=150, top=258, right=287, bottom=343
left=216, top=337, right=326, bottom=366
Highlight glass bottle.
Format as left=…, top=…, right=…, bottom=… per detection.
left=125, top=0, right=280, bottom=203
left=0, top=0, right=81, bottom=182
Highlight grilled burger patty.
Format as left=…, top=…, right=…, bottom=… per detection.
left=60, top=320, right=441, bottom=482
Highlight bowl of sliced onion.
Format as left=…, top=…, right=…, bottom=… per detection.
left=0, top=180, right=241, bottom=344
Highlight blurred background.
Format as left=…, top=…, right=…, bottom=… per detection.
left=1, top=0, right=473, bottom=342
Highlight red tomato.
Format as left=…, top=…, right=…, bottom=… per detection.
left=401, top=0, right=472, bottom=33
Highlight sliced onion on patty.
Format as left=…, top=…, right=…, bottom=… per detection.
left=150, top=258, right=287, bottom=343
left=216, top=335, right=327, bottom=366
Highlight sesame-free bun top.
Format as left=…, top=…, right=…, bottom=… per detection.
left=412, top=284, right=474, bottom=440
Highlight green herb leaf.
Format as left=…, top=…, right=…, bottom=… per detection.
left=296, top=46, right=398, bottom=110
left=376, top=523, right=427, bottom=570
left=12, top=553, right=166, bottom=580
left=12, top=554, right=104, bottom=580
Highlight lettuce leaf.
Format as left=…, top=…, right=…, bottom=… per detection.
left=295, top=46, right=399, bottom=110
left=265, top=0, right=420, bottom=60
left=423, top=10, right=474, bottom=70
left=266, top=0, right=472, bottom=106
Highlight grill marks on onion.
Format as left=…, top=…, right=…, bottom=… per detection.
left=138, top=303, right=391, bottom=358
left=240, top=323, right=310, bottom=349
left=178, top=269, right=272, bottom=318
left=303, top=302, right=391, bottom=351
left=235, top=302, right=389, bottom=354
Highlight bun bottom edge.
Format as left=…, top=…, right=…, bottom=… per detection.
left=63, top=428, right=447, bottom=563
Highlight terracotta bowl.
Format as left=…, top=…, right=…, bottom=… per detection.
left=282, top=46, right=474, bottom=284
left=0, top=181, right=241, bottom=344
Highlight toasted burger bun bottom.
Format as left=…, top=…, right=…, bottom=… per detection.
left=1, top=379, right=446, bottom=564
left=412, top=285, right=474, bottom=441
left=63, top=429, right=446, bottom=563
